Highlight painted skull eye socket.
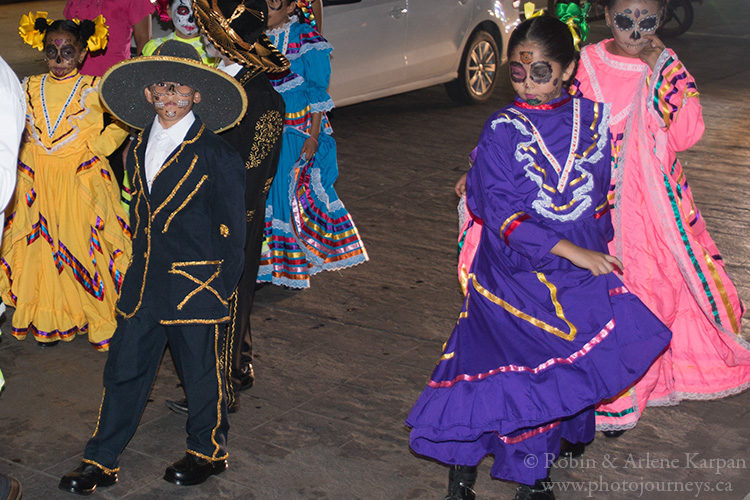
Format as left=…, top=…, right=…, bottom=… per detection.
left=509, top=62, right=526, bottom=83
left=614, top=13, right=635, bottom=31
left=529, top=61, right=553, bottom=84
left=60, top=46, right=77, bottom=60
left=176, top=5, right=190, bottom=15
left=44, top=45, right=58, bottom=60
left=638, top=15, right=659, bottom=31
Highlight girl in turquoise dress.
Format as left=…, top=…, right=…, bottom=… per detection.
left=259, top=0, right=368, bottom=288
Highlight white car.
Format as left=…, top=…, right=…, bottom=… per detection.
left=323, top=0, right=521, bottom=106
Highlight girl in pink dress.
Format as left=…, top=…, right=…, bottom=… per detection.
left=570, top=0, right=750, bottom=434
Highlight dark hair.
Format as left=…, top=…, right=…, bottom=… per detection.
left=507, top=14, right=577, bottom=71
left=35, top=18, right=96, bottom=49
left=596, top=0, right=667, bottom=7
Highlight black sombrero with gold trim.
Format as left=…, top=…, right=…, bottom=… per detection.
left=99, top=40, right=248, bottom=133
left=194, top=0, right=289, bottom=76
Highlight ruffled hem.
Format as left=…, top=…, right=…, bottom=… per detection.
left=310, top=97, right=335, bottom=114
left=10, top=321, right=109, bottom=350
left=286, top=40, right=333, bottom=61
left=406, top=293, right=671, bottom=441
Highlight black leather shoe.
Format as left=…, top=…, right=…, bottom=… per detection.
left=559, top=438, right=586, bottom=459
left=445, top=465, right=477, bottom=500
left=165, top=398, right=188, bottom=416
left=166, top=398, right=238, bottom=415
left=232, top=363, right=254, bottom=392
left=514, top=478, right=555, bottom=500
left=602, top=430, right=626, bottom=438
left=163, top=453, right=227, bottom=486
left=59, top=462, right=118, bottom=495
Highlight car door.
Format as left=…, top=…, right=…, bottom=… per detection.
left=404, top=0, right=474, bottom=83
left=324, top=0, right=407, bottom=106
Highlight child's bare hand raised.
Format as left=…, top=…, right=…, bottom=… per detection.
left=551, top=240, right=624, bottom=276
left=639, top=34, right=666, bottom=70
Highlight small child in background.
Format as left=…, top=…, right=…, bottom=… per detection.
left=1, top=14, right=131, bottom=350
left=143, top=0, right=216, bottom=65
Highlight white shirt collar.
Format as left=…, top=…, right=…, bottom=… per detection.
left=217, top=60, right=243, bottom=78
left=148, top=110, right=196, bottom=144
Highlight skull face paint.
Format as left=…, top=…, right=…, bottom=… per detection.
left=529, top=61, right=553, bottom=84
left=509, top=41, right=573, bottom=106
left=614, top=9, right=659, bottom=40
left=606, top=0, right=663, bottom=57
left=171, top=0, right=198, bottom=37
left=43, top=31, right=85, bottom=78
left=145, top=82, right=200, bottom=127
left=509, top=62, right=527, bottom=83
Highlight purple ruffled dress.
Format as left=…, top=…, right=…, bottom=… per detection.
left=406, top=95, right=672, bottom=485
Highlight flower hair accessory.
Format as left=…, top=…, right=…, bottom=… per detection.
left=19, top=11, right=51, bottom=51
left=155, top=0, right=171, bottom=23
left=555, top=1, right=591, bottom=51
left=296, top=0, right=318, bottom=29
left=523, top=2, right=545, bottom=20
left=73, top=15, right=109, bottom=52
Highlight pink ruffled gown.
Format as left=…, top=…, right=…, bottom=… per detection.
left=569, top=40, right=750, bottom=431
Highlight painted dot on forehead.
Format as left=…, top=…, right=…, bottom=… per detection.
left=520, top=51, right=533, bottom=64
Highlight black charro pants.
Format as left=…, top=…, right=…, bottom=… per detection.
left=83, top=304, right=228, bottom=470
left=225, top=193, right=267, bottom=403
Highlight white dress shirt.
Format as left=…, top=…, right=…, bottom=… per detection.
left=217, top=59, right=243, bottom=78
left=0, top=56, right=25, bottom=242
left=144, top=111, right=195, bottom=191
left=0, top=56, right=25, bottom=328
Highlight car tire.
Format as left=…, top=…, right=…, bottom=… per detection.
left=445, top=29, right=500, bottom=105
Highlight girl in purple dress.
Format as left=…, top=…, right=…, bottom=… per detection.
left=406, top=14, right=672, bottom=500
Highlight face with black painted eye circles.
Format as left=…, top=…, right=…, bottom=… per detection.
left=43, top=31, right=86, bottom=78
left=508, top=41, right=574, bottom=106
left=606, top=0, right=662, bottom=57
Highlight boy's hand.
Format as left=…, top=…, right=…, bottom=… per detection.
left=639, top=34, right=666, bottom=71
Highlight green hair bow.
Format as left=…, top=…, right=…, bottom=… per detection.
left=555, top=1, right=591, bottom=50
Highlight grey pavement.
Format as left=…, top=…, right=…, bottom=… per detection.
left=0, top=1, right=749, bottom=498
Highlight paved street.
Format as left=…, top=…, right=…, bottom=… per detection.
left=0, top=1, right=748, bottom=498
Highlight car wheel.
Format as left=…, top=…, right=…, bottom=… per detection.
left=446, top=29, right=500, bottom=104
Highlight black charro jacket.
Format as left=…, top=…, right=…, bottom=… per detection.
left=116, top=116, right=246, bottom=325
left=220, top=68, right=284, bottom=224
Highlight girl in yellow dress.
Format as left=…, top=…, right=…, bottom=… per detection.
left=1, top=13, right=131, bottom=349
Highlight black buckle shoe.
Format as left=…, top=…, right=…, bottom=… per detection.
left=233, top=363, right=254, bottom=392
left=514, top=478, right=555, bottom=500
left=59, top=462, right=118, bottom=495
left=446, top=465, right=477, bottom=500
left=163, top=453, right=227, bottom=486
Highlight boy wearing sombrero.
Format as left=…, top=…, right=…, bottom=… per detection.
left=163, top=0, right=289, bottom=417
left=59, top=40, right=248, bottom=495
